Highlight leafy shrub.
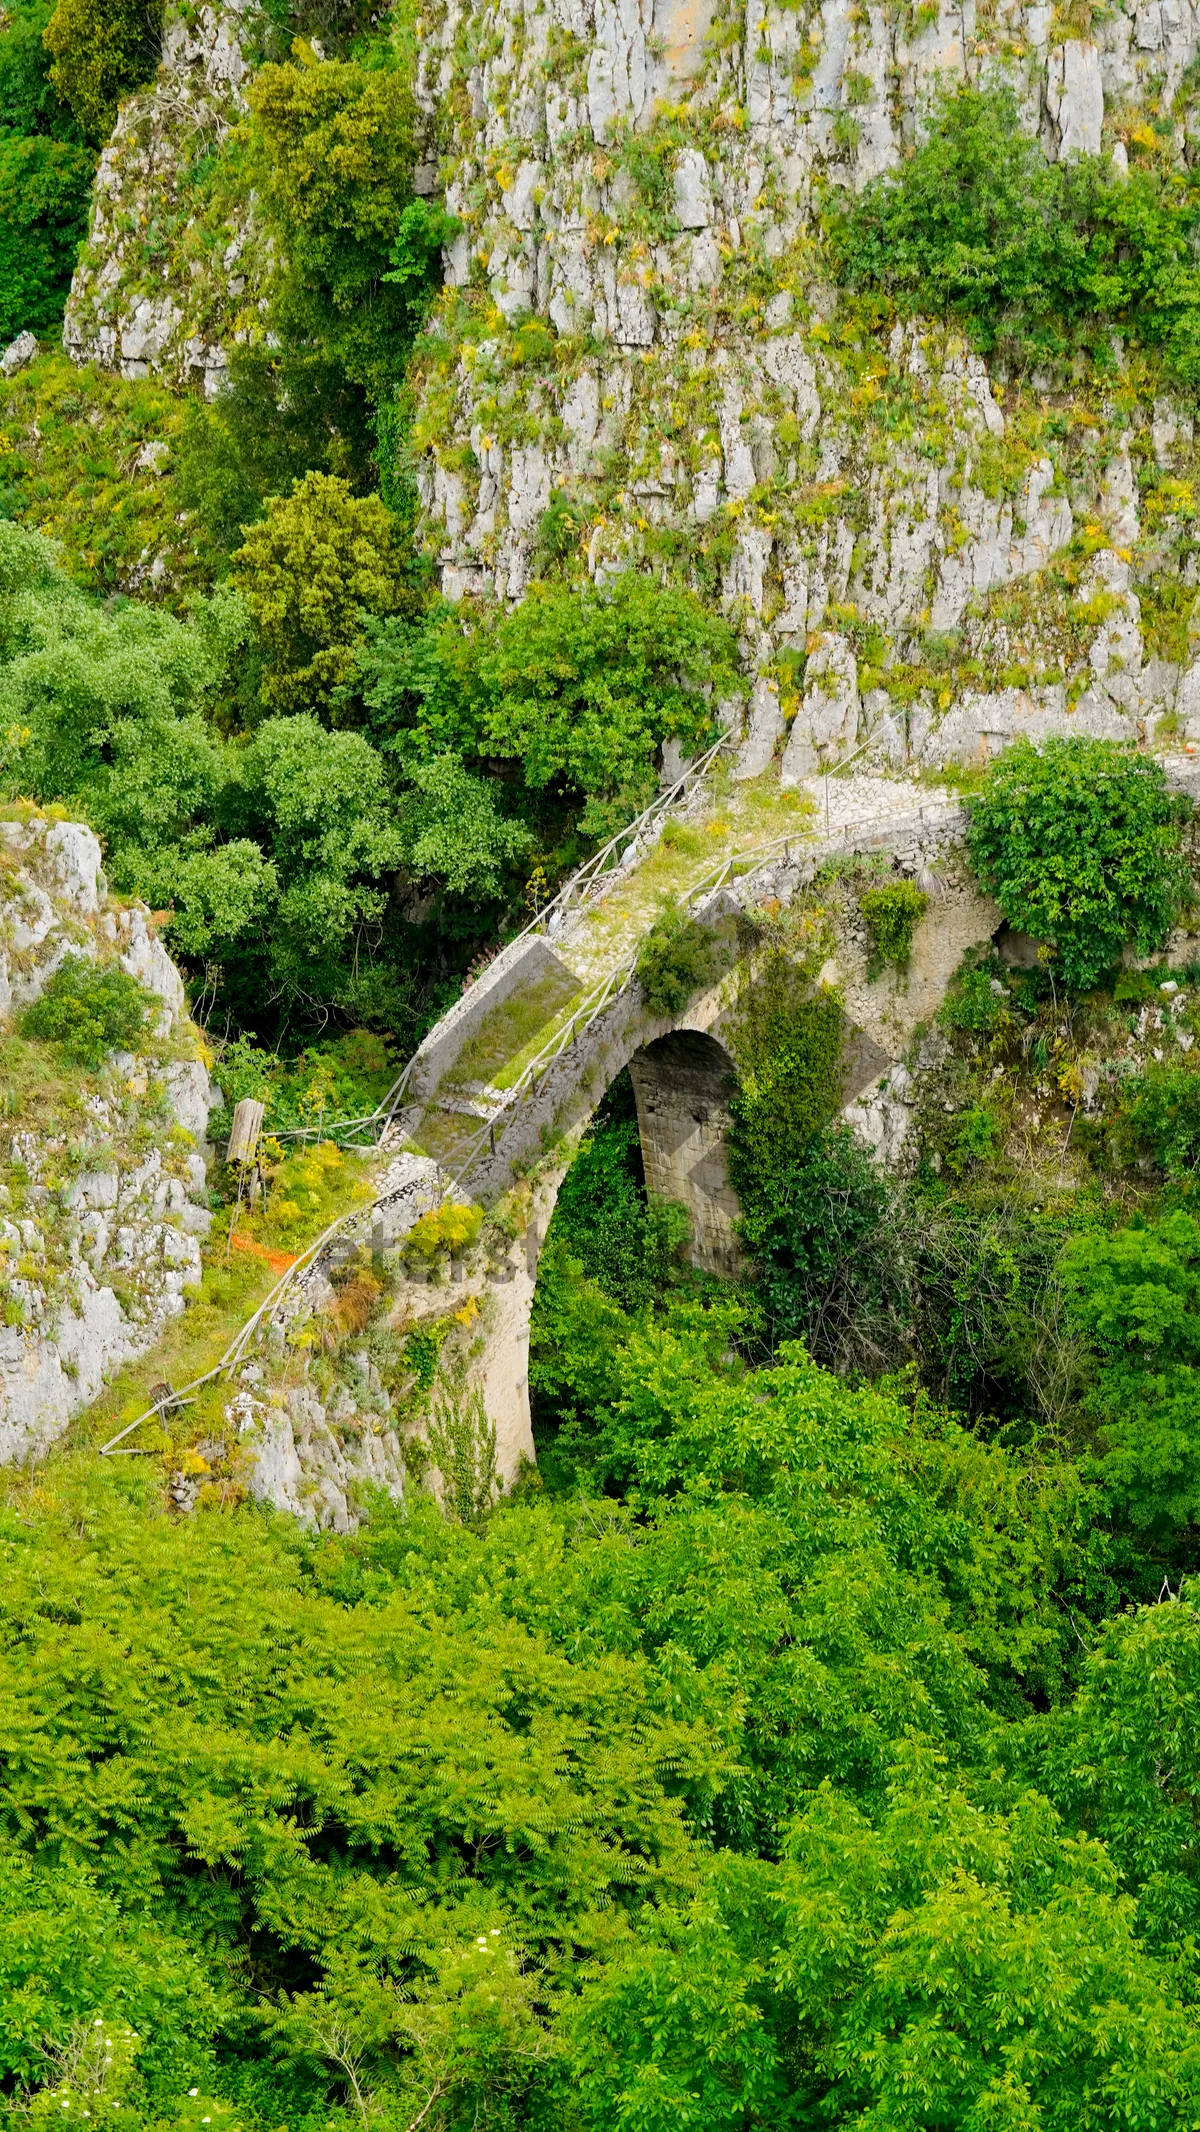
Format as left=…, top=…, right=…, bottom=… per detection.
left=394, top=752, right=532, bottom=901
left=536, top=489, right=588, bottom=566
left=948, top=1104, right=1002, bottom=1175
left=230, top=471, right=413, bottom=716
left=213, top=1026, right=399, bottom=1131
left=912, top=1198, right=1083, bottom=1429
left=832, top=83, right=1200, bottom=384
left=1061, top=1213, right=1200, bottom=1544
left=477, top=575, right=736, bottom=833
left=636, top=904, right=715, bottom=1014
left=724, top=957, right=910, bottom=1369
left=1120, top=1060, right=1200, bottom=1177
left=42, top=0, right=161, bottom=141
left=967, top=738, right=1189, bottom=991
left=0, top=134, right=93, bottom=340
left=743, top=1119, right=907, bottom=1370
left=359, top=573, right=740, bottom=833
left=860, top=878, right=928, bottom=977
left=247, top=50, right=428, bottom=401
left=404, top=1201, right=484, bottom=1263
left=1062, top=1212, right=1200, bottom=1366
left=941, top=959, right=1016, bottom=1036
left=425, top=1383, right=498, bottom=1526
left=0, top=528, right=480, bottom=1032
left=22, top=954, right=147, bottom=1065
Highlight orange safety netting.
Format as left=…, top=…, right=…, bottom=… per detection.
left=229, top=1232, right=299, bottom=1276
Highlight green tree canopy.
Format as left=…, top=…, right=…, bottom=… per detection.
left=230, top=470, right=414, bottom=717
left=967, top=738, right=1189, bottom=989
left=247, top=47, right=432, bottom=402
left=42, top=0, right=161, bottom=142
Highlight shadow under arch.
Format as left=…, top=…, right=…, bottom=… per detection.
left=625, top=1028, right=744, bottom=1279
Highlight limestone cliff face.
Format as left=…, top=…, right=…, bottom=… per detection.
left=62, top=0, right=1200, bottom=771
left=0, top=816, right=215, bottom=1463
left=63, top=0, right=270, bottom=398
left=411, top=0, right=1200, bottom=769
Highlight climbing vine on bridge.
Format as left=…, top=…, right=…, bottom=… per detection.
left=727, top=951, right=908, bottom=1369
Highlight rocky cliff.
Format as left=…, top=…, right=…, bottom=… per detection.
left=406, top=0, right=1200, bottom=775
left=0, top=813, right=216, bottom=1462
left=63, top=0, right=1200, bottom=776
left=63, top=0, right=270, bottom=399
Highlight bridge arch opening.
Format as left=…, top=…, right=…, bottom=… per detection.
left=626, top=1030, right=743, bottom=1279
left=532, top=1028, right=743, bottom=1318
left=526, top=1033, right=743, bottom=1475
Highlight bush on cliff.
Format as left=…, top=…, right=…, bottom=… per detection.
left=247, top=47, right=435, bottom=403
left=42, top=0, right=161, bottom=141
left=22, top=954, right=147, bottom=1067
left=833, top=83, right=1200, bottom=383
left=967, top=737, right=1189, bottom=990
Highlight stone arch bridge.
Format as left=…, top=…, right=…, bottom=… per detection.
left=275, top=768, right=1004, bottom=1483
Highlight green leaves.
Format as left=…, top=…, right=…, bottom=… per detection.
left=474, top=573, right=738, bottom=833
left=42, top=0, right=159, bottom=141
left=967, top=739, right=1189, bottom=991
left=21, top=954, right=148, bottom=1067
left=230, top=471, right=412, bottom=718
left=0, top=133, right=93, bottom=340
left=0, top=1851, right=224, bottom=2100
left=1061, top=1213, right=1200, bottom=1365
left=247, top=50, right=426, bottom=402
left=831, top=84, right=1200, bottom=384
left=859, top=879, right=928, bottom=978
left=359, top=572, right=740, bottom=830
left=1060, top=1214, right=1200, bottom=1542
left=774, top=1761, right=1200, bottom=2132
left=635, top=905, right=716, bottom=1015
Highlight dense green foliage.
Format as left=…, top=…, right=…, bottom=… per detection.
left=173, top=342, right=379, bottom=566
left=0, top=0, right=93, bottom=342
left=538, top=1078, right=689, bottom=1313
left=968, top=738, right=1189, bottom=988
left=0, top=520, right=731, bottom=1036
left=246, top=48, right=429, bottom=403
left=9, top=24, right=1200, bottom=2128
left=859, top=878, right=928, bottom=976
left=177, top=51, right=446, bottom=558
left=42, top=0, right=161, bottom=141
left=833, top=84, right=1200, bottom=382
left=0, top=132, right=92, bottom=339
left=360, top=574, right=738, bottom=834
left=21, top=953, right=147, bottom=1065
left=230, top=471, right=416, bottom=716
left=12, top=1298, right=1200, bottom=2129
left=1120, top=1058, right=1200, bottom=1176
left=635, top=903, right=716, bottom=1013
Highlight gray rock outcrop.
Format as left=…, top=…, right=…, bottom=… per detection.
left=0, top=815, right=215, bottom=1464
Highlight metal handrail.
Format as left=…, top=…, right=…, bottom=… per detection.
left=214, top=733, right=736, bottom=1161
left=105, top=747, right=867, bottom=1455
left=105, top=748, right=738, bottom=1452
